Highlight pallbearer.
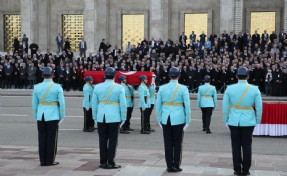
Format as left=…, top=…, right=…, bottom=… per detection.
left=147, top=75, right=156, bottom=132
left=138, top=75, right=151, bottom=134
left=197, top=75, right=217, bottom=133
left=119, top=75, right=135, bottom=134
left=156, top=67, right=191, bottom=173
left=223, top=66, right=262, bottom=176
left=82, top=76, right=95, bottom=132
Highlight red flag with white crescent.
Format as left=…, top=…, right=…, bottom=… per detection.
left=84, top=71, right=154, bottom=85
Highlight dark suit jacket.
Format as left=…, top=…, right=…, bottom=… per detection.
left=179, top=35, right=187, bottom=43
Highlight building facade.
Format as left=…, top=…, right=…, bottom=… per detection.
left=0, top=0, right=286, bottom=53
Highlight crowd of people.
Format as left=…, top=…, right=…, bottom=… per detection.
left=1, top=29, right=287, bottom=96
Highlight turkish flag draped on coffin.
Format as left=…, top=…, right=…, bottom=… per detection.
left=84, top=71, right=154, bottom=85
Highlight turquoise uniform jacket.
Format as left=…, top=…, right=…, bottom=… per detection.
left=138, top=83, right=151, bottom=109
left=82, top=83, right=93, bottom=108
left=222, top=80, right=263, bottom=126
left=92, top=80, right=127, bottom=123
left=149, top=86, right=156, bottom=105
left=121, top=83, right=135, bottom=108
left=197, top=83, right=217, bottom=108
left=156, top=80, right=191, bottom=125
left=32, top=79, right=65, bottom=121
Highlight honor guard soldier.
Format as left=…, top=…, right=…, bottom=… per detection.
left=223, top=67, right=262, bottom=176
left=156, top=67, right=191, bottom=173
left=119, top=75, right=135, bottom=134
left=32, top=67, right=65, bottom=166
left=197, top=75, right=217, bottom=133
left=82, top=76, right=95, bottom=132
left=138, top=75, right=151, bottom=134
left=147, top=79, right=156, bottom=132
left=92, top=67, right=127, bottom=169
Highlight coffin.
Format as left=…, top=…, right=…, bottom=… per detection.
left=84, top=71, right=154, bottom=85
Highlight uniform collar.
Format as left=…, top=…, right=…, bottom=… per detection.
left=238, top=80, right=248, bottom=84
left=44, top=79, right=53, bottom=82
left=105, top=79, right=114, bottom=83
left=170, top=80, right=178, bottom=83
left=205, top=83, right=210, bottom=85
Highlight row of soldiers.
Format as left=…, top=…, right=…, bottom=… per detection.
left=82, top=74, right=156, bottom=135
left=32, top=66, right=262, bottom=176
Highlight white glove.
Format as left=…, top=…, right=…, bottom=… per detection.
left=120, top=121, right=125, bottom=128
left=59, top=119, right=64, bottom=125
left=158, top=122, right=162, bottom=129
left=183, top=123, right=190, bottom=131
left=86, top=107, right=90, bottom=111
left=225, top=123, right=229, bottom=128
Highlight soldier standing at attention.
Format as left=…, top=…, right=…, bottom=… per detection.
left=119, top=75, right=135, bottom=134
left=223, top=67, right=262, bottom=176
left=138, top=75, right=151, bottom=134
left=32, top=67, right=65, bottom=166
left=156, top=67, right=191, bottom=173
left=92, top=67, right=127, bottom=169
left=147, top=78, right=156, bottom=132
left=197, top=75, right=217, bottom=133
left=82, top=76, right=95, bottom=132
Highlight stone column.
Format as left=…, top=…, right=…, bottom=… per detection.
left=220, top=0, right=235, bottom=33
left=150, top=0, right=163, bottom=40
left=95, top=0, right=108, bottom=51
left=0, top=14, right=4, bottom=51
left=38, top=0, right=49, bottom=50
left=233, top=0, right=243, bottom=33
left=284, top=0, right=287, bottom=31
left=84, top=0, right=96, bottom=53
left=21, top=0, right=38, bottom=52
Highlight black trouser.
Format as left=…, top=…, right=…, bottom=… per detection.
left=140, top=108, right=149, bottom=132
left=162, top=117, right=184, bottom=169
left=201, top=107, right=213, bottom=130
left=147, top=104, right=154, bottom=130
left=229, top=126, right=255, bottom=173
left=5, top=75, right=12, bottom=88
left=37, top=115, right=59, bottom=165
left=83, top=108, right=94, bottom=130
left=20, top=78, right=27, bottom=89
left=97, top=117, right=120, bottom=165
left=123, top=107, right=133, bottom=130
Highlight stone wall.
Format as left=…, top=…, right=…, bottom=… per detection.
left=0, top=0, right=286, bottom=52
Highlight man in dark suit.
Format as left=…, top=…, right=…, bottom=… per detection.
left=79, top=38, right=87, bottom=58
left=99, top=39, right=107, bottom=52
left=278, top=29, right=285, bottom=43
left=252, top=30, right=260, bottom=46
left=29, top=42, right=39, bottom=56
left=179, top=32, right=187, bottom=44
left=270, top=31, right=277, bottom=43
left=112, top=45, right=121, bottom=60
left=209, top=32, right=217, bottom=46
left=189, top=31, right=196, bottom=44
left=261, top=30, right=269, bottom=47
